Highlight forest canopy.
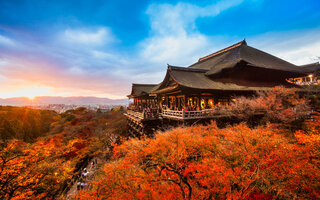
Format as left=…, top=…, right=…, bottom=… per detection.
left=78, top=116, right=320, bottom=199
left=0, top=108, right=127, bottom=199
left=76, top=88, right=320, bottom=200
left=0, top=106, right=56, bottom=143
left=1, top=87, right=320, bottom=199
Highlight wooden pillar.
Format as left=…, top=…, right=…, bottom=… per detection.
left=175, top=96, right=178, bottom=109
left=159, top=96, right=162, bottom=107
left=181, top=96, right=184, bottom=108
left=185, top=96, right=188, bottom=108
left=166, top=96, right=168, bottom=107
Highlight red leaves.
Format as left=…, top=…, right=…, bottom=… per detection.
left=247, top=189, right=272, bottom=200
left=78, top=120, right=320, bottom=199
left=72, top=142, right=86, bottom=150
left=0, top=109, right=128, bottom=199
left=228, top=86, right=311, bottom=130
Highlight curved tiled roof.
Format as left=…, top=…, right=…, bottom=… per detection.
left=198, top=40, right=246, bottom=62
left=128, top=83, right=158, bottom=98
left=130, top=40, right=317, bottom=96
left=190, top=40, right=313, bottom=76
left=167, top=66, right=297, bottom=91
left=299, top=62, right=320, bottom=73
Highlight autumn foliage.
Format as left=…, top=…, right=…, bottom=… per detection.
left=1, top=88, right=319, bottom=199
left=0, top=136, right=90, bottom=199
left=78, top=118, right=320, bottom=199
left=0, top=106, right=56, bottom=143
left=227, top=87, right=310, bottom=130
left=0, top=108, right=127, bottom=199
left=77, top=88, right=319, bottom=200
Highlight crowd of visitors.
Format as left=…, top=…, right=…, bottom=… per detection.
left=76, top=159, right=98, bottom=192
left=163, top=103, right=212, bottom=111
left=128, top=104, right=160, bottom=118
left=128, top=102, right=214, bottom=116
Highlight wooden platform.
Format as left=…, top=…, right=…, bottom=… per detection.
left=161, top=109, right=232, bottom=121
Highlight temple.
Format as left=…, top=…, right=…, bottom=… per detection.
left=125, top=40, right=320, bottom=135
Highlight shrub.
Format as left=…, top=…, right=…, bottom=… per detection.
left=227, top=87, right=311, bottom=130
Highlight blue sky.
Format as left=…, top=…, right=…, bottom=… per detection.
left=0, top=0, right=319, bottom=99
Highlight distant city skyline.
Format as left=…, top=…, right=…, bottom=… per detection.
left=0, top=95, right=129, bottom=106
left=0, top=0, right=319, bottom=99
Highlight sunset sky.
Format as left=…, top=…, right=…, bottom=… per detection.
left=0, top=0, right=320, bottom=99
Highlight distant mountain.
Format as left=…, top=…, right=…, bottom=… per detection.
left=0, top=96, right=129, bottom=106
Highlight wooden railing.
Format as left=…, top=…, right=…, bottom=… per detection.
left=126, top=109, right=159, bottom=120
left=127, top=108, right=268, bottom=120
left=127, top=108, right=231, bottom=120
left=161, top=109, right=229, bottom=120
left=126, top=110, right=144, bottom=119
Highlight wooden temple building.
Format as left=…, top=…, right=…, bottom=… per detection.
left=125, top=40, right=320, bottom=136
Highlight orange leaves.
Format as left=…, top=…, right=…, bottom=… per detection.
left=296, top=132, right=320, bottom=148
left=78, top=120, right=320, bottom=199
left=0, top=134, right=92, bottom=199
left=0, top=108, right=127, bottom=199
left=305, top=112, right=320, bottom=134
left=227, top=86, right=311, bottom=131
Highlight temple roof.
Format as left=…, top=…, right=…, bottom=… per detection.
left=128, top=83, right=158, bottom=98
left=151, top=66, right=298, bottom=94
left=299, top=62, right=320, bottom=73
left=130, top=40, right=318, bottom=96
left=189, top=40, right=315, bottom=77
left=197, top=40, right=246, bottom=62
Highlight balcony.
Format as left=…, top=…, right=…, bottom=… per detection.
left=161, top=109, right=230, bottom=120
left=125, top=107, right=235, bottom=121
left=125, top=109, right=159, bottom=121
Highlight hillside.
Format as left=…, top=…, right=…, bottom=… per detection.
left=0, top=106, right=57, bottom=143
left=1, top=88, right=320, bottom=200
left=0, top=107, right=128, bottom=199
left=76, top=117, right=320, bottom=200
left=75, top=88, right=320, bottom=200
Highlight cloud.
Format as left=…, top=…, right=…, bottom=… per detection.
left=146, top=0, right=243, bottom=36
left=277, top=41, right=320, bottom=65
left=139, top=0, right=244, bottom=69
left=248, top=28, right=320, bottom=65
left=0, top=50, right=130, bottom=99
left=62, top=27, right=115, bottom=46
left=141, top=0, right=320, bottom=73
left=0, top=34, right=15, bottom=47
left=4, top=69, right=126, bottom=99
left=0, top=0, right=319, bottom=100
left=0, top=1, right=262, bottom=99
left=141, top=34, right=208, bottom=65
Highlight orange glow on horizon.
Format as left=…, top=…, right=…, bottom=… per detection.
left=0, top=84, right=126, bottom=99
left=8, top=85, right=53, bottom=99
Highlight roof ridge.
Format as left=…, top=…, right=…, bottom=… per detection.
left=299, top=62, right=320, bottom=67
left=168, top=65, right=208, bottom=72
left=239, top=45, right=300, bottom=67
left=198, top=40, right=246, bottom=62
left=132, top=83, right=158, bottom=86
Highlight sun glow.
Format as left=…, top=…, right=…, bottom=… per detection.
left=9, top=85, right=53, bottom=99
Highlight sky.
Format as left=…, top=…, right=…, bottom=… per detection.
left=0, top=0, right=320, bottom=99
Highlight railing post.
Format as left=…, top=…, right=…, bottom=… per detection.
left=182, top=109, right=185, bottom=120
left=143, top=110, right=146, bottom=119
